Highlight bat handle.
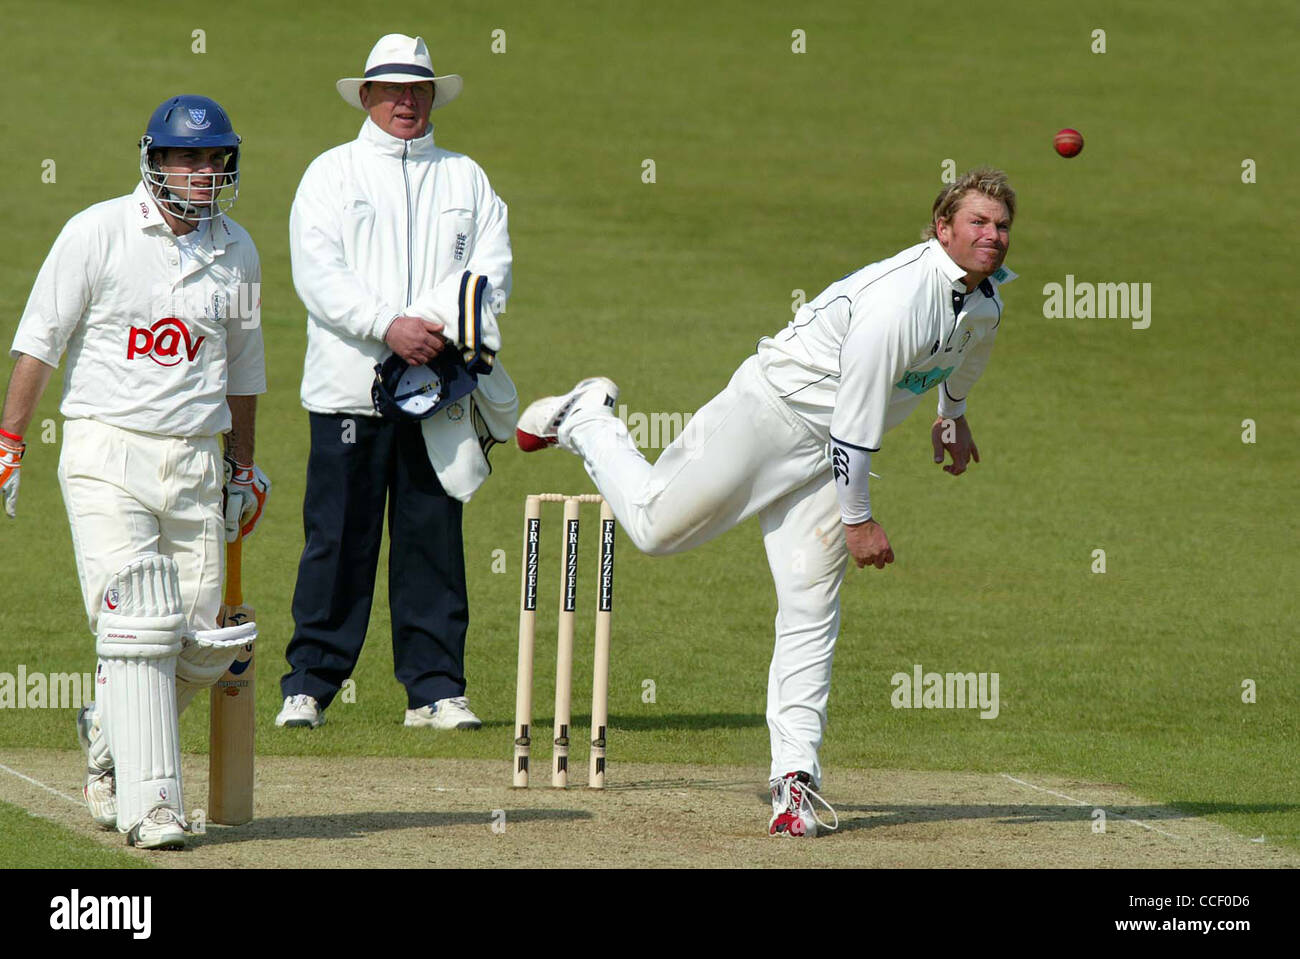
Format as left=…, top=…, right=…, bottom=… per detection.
left=225, top=536, right=244, bottom=608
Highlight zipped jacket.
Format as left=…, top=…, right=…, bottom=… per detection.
left=290, top=117, right=512, bottom=415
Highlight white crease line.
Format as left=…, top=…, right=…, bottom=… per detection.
left=0, top=761, right=82, bottom=806
left=1001, top=774, right=1182, bottom=839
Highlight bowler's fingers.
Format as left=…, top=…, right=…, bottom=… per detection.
left=969, top=441, right=980, bottom=464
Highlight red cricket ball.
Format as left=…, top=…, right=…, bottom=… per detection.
left=1054, top=128, right=1084, bottom=158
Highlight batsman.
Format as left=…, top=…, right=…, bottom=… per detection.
left=517, top=169, right=1017, bottom=838
left=0, top=95, right=268, bottom=849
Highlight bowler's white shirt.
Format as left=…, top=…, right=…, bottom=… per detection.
left=758, top=238, right=1013, bottom=451
left=11, top=182, right=266, bottom=437
left=290, top=118, right=513, bottom=414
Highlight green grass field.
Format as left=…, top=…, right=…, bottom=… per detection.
left=1, top=0, right=1296, bottom=867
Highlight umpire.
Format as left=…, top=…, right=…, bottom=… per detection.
left=277, top=33, right=513, bottom=730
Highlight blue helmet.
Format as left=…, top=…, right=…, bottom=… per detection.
left=139, top=95, right=241, bottom=222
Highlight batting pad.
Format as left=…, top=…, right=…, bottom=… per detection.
left=79, top=698, right=113, bottom=773
left=175, top=621, right=257, bottom=713
left=95, top=554, right=187, bottom=833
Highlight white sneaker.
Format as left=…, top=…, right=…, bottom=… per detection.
left=75, top=705, right=116, bottom=829
left=275, top=694, right=324, bottom=728
left=516, top=377, right=619, bottom=452
left=127, top=806, right=187, bottom=850
left=82, top=770, right=117, bottom=830
left=768, top=771, right=839, bottom=838
left=405, top=696, right=483, bottom=730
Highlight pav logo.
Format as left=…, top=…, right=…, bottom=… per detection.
left=127, top=317, right=206, bottom=366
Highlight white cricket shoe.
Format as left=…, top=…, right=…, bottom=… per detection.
left=516, top=377, right=619, bottom=452
left=405, top=696, right=483, bottom=730
left=275, top=694, right=325, bottom=728
left=127, top=806, right=187, bottom=850
left=75, top=704, right=116, bottom=829
left=82, top=771, right=117, bottom=830
left=768, top=771, right=839, bottom=838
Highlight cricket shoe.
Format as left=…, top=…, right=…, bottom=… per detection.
left=516, top=377, right=619, bottom=452
left=275, top=694, right=325, bottom=728
left=127, top=806, right=187, bottom=850
left=76, top=704, right=116, bottom=829
left=405, top=696, right=483, bottom=730
left=768, top=771, right=839, bottom=838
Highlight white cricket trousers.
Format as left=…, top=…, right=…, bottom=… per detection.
left=57, top=418, right=225, bottom=634
left=563, top=355, right=850, bottom=785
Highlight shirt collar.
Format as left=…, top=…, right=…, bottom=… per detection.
left=129, top=181, right=231, bottom=251
left=359, top=116, right=437, bottom=157
left=926, top=237, right=1014, bottom=296
left=926, top=238, right=971, bottom=292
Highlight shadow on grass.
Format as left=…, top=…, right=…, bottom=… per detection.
left=192, top=807, right=591, bottom=846
left=829, top=801, right=1300, bottom=833
left=1163, top=802, right=1298, bottom=817
left=475, top=712, right=766, bottom=733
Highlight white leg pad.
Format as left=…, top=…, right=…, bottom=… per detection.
left=176, top=622, right=257, bottom=713
left=95, top=554, right=187, bottom=833
left=78, top=696, right=113, bottom=772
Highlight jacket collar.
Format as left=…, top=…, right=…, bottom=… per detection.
left=358, top=116, right=438, bottom=158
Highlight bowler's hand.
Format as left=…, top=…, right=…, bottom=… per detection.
left=931, top=415, right=979, bottom=476
left=844, top=518, right=894, bottom=570
left=385, top=315, right=447, bottom=366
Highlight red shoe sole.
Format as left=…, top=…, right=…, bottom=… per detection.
left=516, top=429, right=555, bottom=452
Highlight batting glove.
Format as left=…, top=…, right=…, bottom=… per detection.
left=0, top=430, right=26, bottom=519
left=223, top=457, right=270, bottom=542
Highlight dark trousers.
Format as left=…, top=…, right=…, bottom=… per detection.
left=281, top=412, right=469, bottom=710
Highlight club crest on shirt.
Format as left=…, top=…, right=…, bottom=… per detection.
left=896, top=366, right=953, bottom=395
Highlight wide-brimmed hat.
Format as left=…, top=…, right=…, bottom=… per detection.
left=337, top=34, right=462, bottom=112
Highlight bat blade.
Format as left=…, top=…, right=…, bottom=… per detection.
left=209, top=539, right=255, bottom=825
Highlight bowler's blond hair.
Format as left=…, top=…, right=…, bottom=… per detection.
left=923, top=168, right=1016, bottom=239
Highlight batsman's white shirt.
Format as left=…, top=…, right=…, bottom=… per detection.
left=10, top=183, right=265, bottom=631
left=11, top=182, right=266, bottom=436
left=291, top=118, right=512, bottom=415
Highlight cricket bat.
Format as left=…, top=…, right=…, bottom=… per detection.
left=209, top=536, right=255, bottom=825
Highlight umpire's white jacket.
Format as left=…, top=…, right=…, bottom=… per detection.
left=290, top=118, right=515, bottom=498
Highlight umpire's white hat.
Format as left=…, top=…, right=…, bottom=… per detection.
left=337, top=34, right=463, bottom=112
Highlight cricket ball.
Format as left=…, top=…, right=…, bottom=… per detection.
left=1054, top=128, right=1084, bottom=158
